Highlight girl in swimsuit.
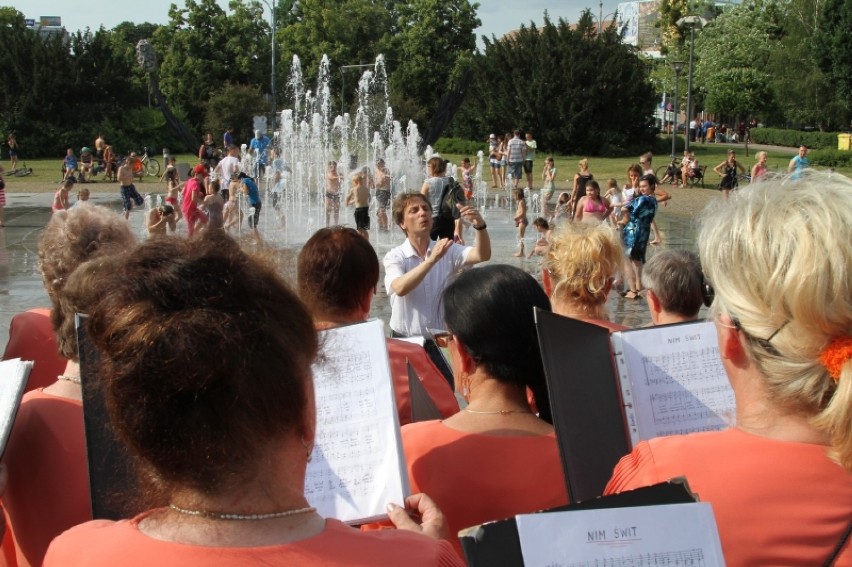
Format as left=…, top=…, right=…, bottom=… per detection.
left=574, top=180, right=612, bottom=224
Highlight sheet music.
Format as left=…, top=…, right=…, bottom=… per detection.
left=0, top=358, right=32, bottom=457
left=305, top=319, right=409, bottom=524
left=611, top=321, right=736, bottom=445
left=516, top=502, right=725, bottom=566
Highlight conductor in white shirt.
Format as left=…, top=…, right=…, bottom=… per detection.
left=384, top=192, right=491, bottom=337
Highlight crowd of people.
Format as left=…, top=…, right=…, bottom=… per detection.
left=0, top=128, right=848, bottom=565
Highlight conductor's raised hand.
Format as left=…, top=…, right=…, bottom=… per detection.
left=456, top=203, right=486, bottom=230
left=426, top=238, right=453, bottom=265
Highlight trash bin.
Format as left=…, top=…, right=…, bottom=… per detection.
left=707, top=127, right=715, bottom=142
left=838, top=133, right=851, bottom=151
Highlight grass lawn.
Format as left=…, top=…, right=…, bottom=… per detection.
left=3, top=153, right=201, bottom=190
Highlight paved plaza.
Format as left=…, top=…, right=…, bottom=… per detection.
left=0, top=187, right=710, bottom=350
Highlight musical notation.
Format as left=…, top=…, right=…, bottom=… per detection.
left=304, top=320, right=407, bottom=524
left=613, top=322, right=737, bottom=444
left=554, top=548, right=707, bottom=567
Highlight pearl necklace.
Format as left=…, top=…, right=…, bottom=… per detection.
left=168, top=504, right=316, bottom=521
left=464, top=408, right=531, bottom=416
left=57, top=374, right=81, bottom=384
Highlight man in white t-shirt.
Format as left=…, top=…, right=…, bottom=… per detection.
left=214, top=145, right=241, bottom=200
left=384, top=193, right=491, bottom=337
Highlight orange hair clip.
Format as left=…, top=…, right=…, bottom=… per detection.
left=820, top=336, right=852, bottom=383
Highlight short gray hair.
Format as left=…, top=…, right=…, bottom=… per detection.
left=642, top=250, right=703, bottom=318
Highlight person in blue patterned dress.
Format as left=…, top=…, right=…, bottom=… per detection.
left=618, top=174, right=664, bottom=299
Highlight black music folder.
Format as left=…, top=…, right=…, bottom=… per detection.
left=534, top=310, right=733, bottom=504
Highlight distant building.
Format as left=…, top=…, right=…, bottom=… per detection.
left=24, top=15, right=69, bottom=41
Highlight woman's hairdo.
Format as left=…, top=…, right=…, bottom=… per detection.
left=699, top=170, right=852, bottom=470
left=298, top=226, right=379, bottom=319
left=69, top=234, right=318, bottom=494
left=442, top=264, right=553, bottom=423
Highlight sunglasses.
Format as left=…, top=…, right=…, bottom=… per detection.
left=701, top=275, right=714, bottom=308
left=432, top=332, right=454, bottom=348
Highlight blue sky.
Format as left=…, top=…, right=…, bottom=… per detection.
left=5, top=0, right=620, bottom=48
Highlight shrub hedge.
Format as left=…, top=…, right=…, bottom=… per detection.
left=808, top=148, right=852, bottom=168
left=749, top=128, right=841, bottom=150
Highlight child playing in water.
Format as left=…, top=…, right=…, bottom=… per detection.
left=73, top=187, right=90, bottom=206
left=325, top=161, right=342, bottom=226
left=604, top=178, right=622, bottom=228
left=552, top=191, right=571, bottom=224
left=346, top=167, right=371, bottom=240
left=541, top=156, right=556, bottom=218
left=460, top=157, right=475, bottom=200
left=164, top=157, right=183, bottom=224
left=529, top=217, right=552, bottom=257
left=513, top=187, right=528, bottom=257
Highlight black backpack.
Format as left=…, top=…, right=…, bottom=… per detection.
left=430, top=177, right=467, bottom=241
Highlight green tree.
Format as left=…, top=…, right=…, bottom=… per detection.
left=204, top=83, right=267, bottom=143
left=451, top=11, right=656, bottom=155
left=151, top=0, right=270, bottom=130
left=277, top=0, right=394, bottom=113
left=812, top=0, right=852, bottom=116
left=693, top=1, right=777, bottom=120
left=387, top=0, right=480, bottom=127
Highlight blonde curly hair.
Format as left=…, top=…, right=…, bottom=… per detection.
left=543, top=222, right=623, bottom=318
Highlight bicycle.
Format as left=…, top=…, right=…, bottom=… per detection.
left=137, top=146, right=161, bottom=177
left=10, top=161, right=33, bottom=177
left=734, top=172, right=751, bottom=187
left=655, top=159, right=682, bottom=187
left=118, top=146, right=161, bottom=178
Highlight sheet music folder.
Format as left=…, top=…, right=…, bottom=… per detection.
left=459, top=479, right=698, bottom=567
left=535, top=309, right=734, bottom=505
left=534, top=308, right=629, bottom=504
left=0, top=358, right=33, bottom=458
left=76, top=313, right=141, bottom=520
left=407, top=360, right=443, bottom=423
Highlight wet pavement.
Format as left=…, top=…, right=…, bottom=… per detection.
left=0, top=191, right=705, bottom=350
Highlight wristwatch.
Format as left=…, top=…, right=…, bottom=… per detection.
left=474, top=223, right=488, bottom=231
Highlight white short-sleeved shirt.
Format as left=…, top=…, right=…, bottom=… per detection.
left=384, top=239, right=471, bottom=337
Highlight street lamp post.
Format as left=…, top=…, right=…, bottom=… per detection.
left=677, top=15, right=706, bottom=151
left=260, top=0, right=277, bottom=118
left=671, top=60, right=685, bottom=159
left=596, top=1, right=618, bottom=35
left=339, top=63, right=377, bottom=116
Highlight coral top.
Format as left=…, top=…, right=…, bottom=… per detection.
left=2, top=390, right=90, bottom=567
left=402, top=421, right=568, bottom=557
left=605, top=428, right=852, bottom=566
left=2, top=308, right=65, bottom=393
left=44, top=516, right=462, bottom=567
left=387, top=339, right=458, bottom=425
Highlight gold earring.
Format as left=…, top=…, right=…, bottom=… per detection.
left=301, top=437, right=313, bottom=462
left=460, top=373, right=470, bottom=397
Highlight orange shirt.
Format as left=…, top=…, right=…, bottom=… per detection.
left=402, top=420, right=568, bottom=557
left=2, top=390, right=90, bottom=567
left=44, top=515, right=463, bottom=566
left=2, top=308, right=65, bottom=393
left=605, top=428, right=852, bottom=567
left=386, top=339, right=458, bottom=425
